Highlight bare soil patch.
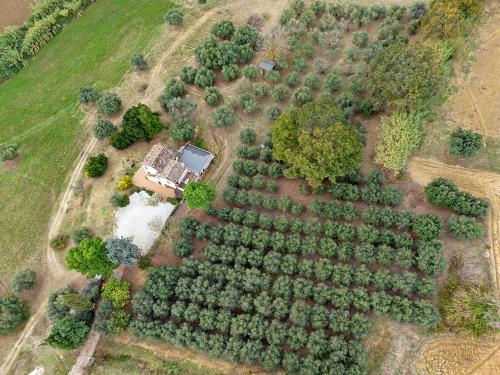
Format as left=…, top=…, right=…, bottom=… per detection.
left=0, top=0, right=36, bottom=30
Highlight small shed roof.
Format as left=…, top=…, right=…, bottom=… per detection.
left=179, top=144, right=214, bottom=174
left=259, top=60, right=275, bottom=71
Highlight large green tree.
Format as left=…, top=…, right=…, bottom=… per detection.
left=271, top=100, right=363, bottom=187
left=183, top=181, right=216, bottom=209
left=0, top=295, right=29, bottom=334
left=65, top=237, right=116, bottom=278
left=45, top=317, right=89, bottom=350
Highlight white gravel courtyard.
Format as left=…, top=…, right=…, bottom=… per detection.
left=115, top=191, right=175, bottom=254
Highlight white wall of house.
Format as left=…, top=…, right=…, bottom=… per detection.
left=143, top=165, right=158, bottom=175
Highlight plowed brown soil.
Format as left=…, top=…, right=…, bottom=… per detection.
left=0, top=0, right=35, bottom=30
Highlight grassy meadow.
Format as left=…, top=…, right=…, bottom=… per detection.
left=0, top=0, right=175, bottom=282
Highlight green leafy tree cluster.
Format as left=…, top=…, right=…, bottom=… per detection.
left=0, top=295, right=29, bottom=334
left=272, top=100, right=363, bottom=187
left=448, top=128, right=483, bottom=157
left=66, top=237, right=116, bottom=278
left=84, top=153, right=108, bottom=177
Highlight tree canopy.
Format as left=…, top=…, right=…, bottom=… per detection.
left=183, top=182, right=216, bottom=209
left=271, top=100, right=363, bottom=187
left=45, top=317, right=89, bottom=349
left=0, top=295, right=29, bottom=334
left=65, top=237, right=116, bottom=278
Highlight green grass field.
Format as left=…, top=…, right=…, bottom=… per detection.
left=0, top=0, right=175, bottom=281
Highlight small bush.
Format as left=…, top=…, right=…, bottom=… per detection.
left=304, top=74, right=321, bottom=90
left=10, top=269, right=36, bottom=292
left=211, top=107, right=236, bottom=128
left=240, top=92, right=259, bottom=113
left=50, top=235, right=66, bottom=250
left=164, top=9, right=184, bottom=26
left=407, top=19, right=420, bottom=35
left=170, top=117, right=195, bottom=141
left=79, top=87, right=99, bottom=104
left=180, top=66, right=198, bottom=84
left=264, top=70, right=280, bottom=82
left=131, top=53, right=148, bottom=71
left=448, top=216, right=485, bottom=240
left=243, top=65, right=259, bottom=80
left=118, top=175, right=132, bottom=190
left=449, top=128, right=483, bottom=157
left=267, top=105, right=282, bottom=122
left=0, top=143, right=18, bottom=161
left=413, top=213, right=443, bottom=240
left=293, top=57, right=307, bottom=72
left=96, top=93, right=122, bottom=115
left=194, top=67, right=216, bottom=88
left=221, top=64, right=240, bottom=81
left=93, top=119, right=117, bottom=140
left=212, top=20, right=235, bottom=39
left=254, top=83, right=270, bottom=98
left=352, top=31, right=369, bottom=48
left=324, top=74, right=342, bottom=93
left=204, top=86, right=223, bottom=106
left=286, top=72, right=301, bottom=88
left=240, top=128, right=257, bottom=145
left=272, top=84, right=289, bottom=101
left=110, top=193, right=130, bottom=208
left=71, top=227, right=92, bottom=244
left=173, top=239, right=195, bottom=257
left=291, top=87, right=312, bottom=106
left=85, top=153, right=108, bottom=177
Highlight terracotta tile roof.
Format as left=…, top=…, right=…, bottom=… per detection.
left=143, top=144, right=177, bottom=171
left=157, top=159, right=187, bottom=182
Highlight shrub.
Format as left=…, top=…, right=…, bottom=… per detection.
left=449, top=128, right=483, bottom=157
left=173, top=238, right=195, bottom=257
left=131, top=53, right=148, bottom=70
left=352, top=31, right=369, bottom=48
left=240, top=128, right=257, bottom=145
left=204, top=86, right=223, bottom=106
left=110, top=193, right=129, bottom=207
left=211, top=107, right=236, bottom=128
left=183, top=181, right=216, bottom=209
left=102, top=279, right=131, bottom=308
left=407, top=19, right=421, bottom=35
left=253, top=83, right=269, bottom=98
left=293, top=57, right=307, bottom=72
left=10, top=269, right=36, bottom=293
left=180, top=66, right=198, bottom=84
left=243, top=65, right=260, bottom=80
left=413, top=214, right=444, bottom=240
left=375, top=111, right=424, bottom=173
left=286, top=71, right=300, bottom=87
left=267, top=105, right=282, bottom=122
left=0, top=143, right=18, bottom=161
left=106, top=237, right=140, bottom=266
left=85, top=153, right=108, bottom=177
left=96, top=92, right=122, bottom=115
left=93, top=119, right=117, bottom=139
left=411, top=2, right=427, bottom=19
left=291, top=87, right=312, bottom=106
left=164, top=9, right=184, bottom=26
left=417, top=239, right=446, bottom=277
left=170, top=117, right=195, bottom=141
left=160, top=78, right=187, bottom=106
left=45, top=317, right=89, bottom=349
left=72, top=227, right=92, bottom=244
left=117, top=175, right=132, bottom=191
left=304, top=74, right=321, bottom=90
left=194, top=67, right=216, bottom=88
left=324, top=73, right=342, bottom=93
left=240, top=93, right=259, bottom=113
left=264, top=70, right=280, bottom=82
left=49, top=235, right=66, bottom=250
left=425, top=178, right=489, bottom=218
left=212, top=20, right=235, bottom=39
left=79, top=87, right=99, bottom=104
left=222, top=64, right=240, bottom=81
left=448, top=216, right=485, bottom=240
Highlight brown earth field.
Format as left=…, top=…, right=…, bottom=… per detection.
left=0, top=0, right=36, bottom=30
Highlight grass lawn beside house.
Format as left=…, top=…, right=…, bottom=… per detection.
left=0, top=0, right=176, bottom=282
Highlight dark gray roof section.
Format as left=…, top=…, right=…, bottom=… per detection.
left=179, top=144, right=214, bottom=175
left=259, top=60, right=275, bottom=71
